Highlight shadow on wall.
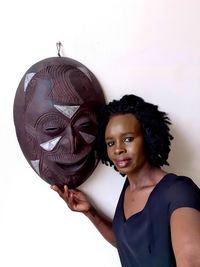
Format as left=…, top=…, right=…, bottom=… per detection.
left=165, top=124, right=199, bottom=186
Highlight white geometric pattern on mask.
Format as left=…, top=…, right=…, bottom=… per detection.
left=40, top=136, right=62, bottom=151
left=30, top=160, right=40, bottom=174
left=79, top=131, right=96, bottom=144
left=24, top=73, right=36, bottom=92
left=54, top=104, right=80, bottom=119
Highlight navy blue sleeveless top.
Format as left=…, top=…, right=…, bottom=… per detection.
left=112, top=173, right=200, bottom=267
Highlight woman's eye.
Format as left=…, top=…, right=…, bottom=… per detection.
left=106, top=141, right=114, bottom=147
left=124, top=137, right=134, bottom=143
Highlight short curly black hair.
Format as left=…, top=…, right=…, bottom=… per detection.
left=96, top=94, right=173, bottom=169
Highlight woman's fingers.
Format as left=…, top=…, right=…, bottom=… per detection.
left=50, top=184, right=89, bottom=212
left=50, top=185, right=61, bottom=193
left=51, top=185, right=69, bottom=200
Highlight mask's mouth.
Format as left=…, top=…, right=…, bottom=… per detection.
left=56, top=155, right=88, bottom=169
left=55, top=154, right=91, bottom=174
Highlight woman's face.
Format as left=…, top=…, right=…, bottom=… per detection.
left=105, top=113, right=148, bottom=175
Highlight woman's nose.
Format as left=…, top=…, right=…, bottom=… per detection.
left=114, top=142, right=126, bottom=155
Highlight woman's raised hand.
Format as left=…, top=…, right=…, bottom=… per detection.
left=51, top=185, right=91, bottom=213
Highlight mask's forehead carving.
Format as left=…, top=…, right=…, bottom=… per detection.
left=77, top=67, right=92, bottom=81
left=47, top=66, right=84, bottom=105
left=25, top=78, right=52, bottom=118
left=14, top=56, right=106, bottom=189
left=54, top=104, right=80, bottom=119
left=26, top=65, right=84, bottom=107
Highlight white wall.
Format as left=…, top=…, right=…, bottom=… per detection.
left=1, top=0, right=200, bottom=266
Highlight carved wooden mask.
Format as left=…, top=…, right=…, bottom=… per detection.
left=14, top=57, right=105, bottom=188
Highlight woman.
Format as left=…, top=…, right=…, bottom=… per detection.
left=51, top=94, right=200, bottom=267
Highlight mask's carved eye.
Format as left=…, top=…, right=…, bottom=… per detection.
left=36, top=114, right=66, bottom=137
left=46, top=127, right=59, bottom=132
left=74, top=115, right=96, bottom=131
left=79, top=121, right=92, bottom=128
left=44, top=127, right=64, bottom=136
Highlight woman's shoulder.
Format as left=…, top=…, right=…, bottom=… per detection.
left=165, top=173, right=200, bottom=192
left=164, top=173, right=200, bottom=215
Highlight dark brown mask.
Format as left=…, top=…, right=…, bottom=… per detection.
left=14, top=57, right=105, bottom=189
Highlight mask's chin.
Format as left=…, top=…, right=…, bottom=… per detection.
left=40, top=151, right=98, bottom=188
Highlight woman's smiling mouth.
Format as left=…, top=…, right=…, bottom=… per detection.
left=115, top=158, right=131, bottom=168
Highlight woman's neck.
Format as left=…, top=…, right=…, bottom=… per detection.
left=127, top=164, right=167, bottom=191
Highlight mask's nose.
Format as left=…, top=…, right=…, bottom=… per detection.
left=59, top=125, right=80, bottom=154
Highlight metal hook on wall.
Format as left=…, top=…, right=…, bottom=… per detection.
left=56, top=41, right=62, bottom=57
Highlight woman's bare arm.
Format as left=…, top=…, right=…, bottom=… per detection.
left=171, top=207, right=200, bottom=267
left=51, top=185, right=116, bottom=247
